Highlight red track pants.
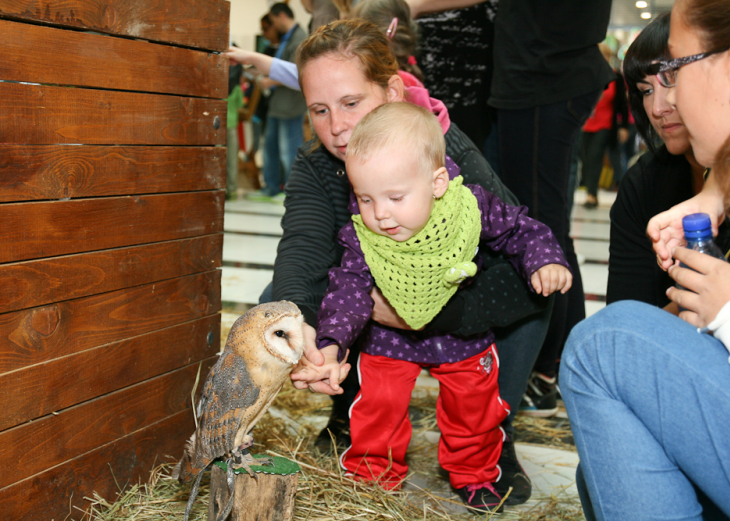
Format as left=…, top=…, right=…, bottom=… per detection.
left=341, top=345, right=510, bottom=489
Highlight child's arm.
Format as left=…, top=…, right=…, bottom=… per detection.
left=316, top=222, right=376, bottom=361
left=470, top=185, right=571, bottom=288
left=531, top=264, right=573, bottom=297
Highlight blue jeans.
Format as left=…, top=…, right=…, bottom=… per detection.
left=262, top=114, right=304, bottom=196
left=561, top=301, right=730, bottom=520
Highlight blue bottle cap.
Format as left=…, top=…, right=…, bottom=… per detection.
left=683, top=213, right=712, bottom=238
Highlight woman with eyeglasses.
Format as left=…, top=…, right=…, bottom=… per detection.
left=607, top=11, right=730, bottom=312
left=560, top=1, right=730, bottom=519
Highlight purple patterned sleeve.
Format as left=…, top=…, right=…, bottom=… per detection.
left=470, top=185, right=570, bottom=287
left=315, top=222, right=375, bottom=361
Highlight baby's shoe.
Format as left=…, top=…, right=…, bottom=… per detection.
left=456, top=481, right=504, bottom=514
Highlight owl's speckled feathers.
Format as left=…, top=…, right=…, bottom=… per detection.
left=173, top=301, right=305, bottom=484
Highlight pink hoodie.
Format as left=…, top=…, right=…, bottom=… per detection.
left=398, top=70, right=451, bottom=134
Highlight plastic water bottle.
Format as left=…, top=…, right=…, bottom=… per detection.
left=681, top=213, right=726, bottom=260
left=676, top=214, right=727, bottom=310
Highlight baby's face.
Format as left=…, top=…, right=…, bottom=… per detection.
left=347, top=146, right=438, bottom=242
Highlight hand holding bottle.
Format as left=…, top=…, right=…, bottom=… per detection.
left=667, top=248, right=730, bottom=328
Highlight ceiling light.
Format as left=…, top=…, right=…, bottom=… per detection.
left=641, top=11, right=652, bottom=19
left=636, top=1, right=648, bottom=8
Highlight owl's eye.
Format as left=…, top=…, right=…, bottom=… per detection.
left=275, top=330, right=287, bottom=338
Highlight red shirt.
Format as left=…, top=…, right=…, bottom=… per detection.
left=583, top=80, right=616, bottom=133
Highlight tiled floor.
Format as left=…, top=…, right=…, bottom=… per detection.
left=220, top=186, right=616, bottom=516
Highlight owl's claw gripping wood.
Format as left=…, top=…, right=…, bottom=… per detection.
left=231, top=445, right=272, bottom=476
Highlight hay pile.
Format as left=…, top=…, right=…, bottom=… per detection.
left=77, top=386, right=584, bottom=521
left=80, top=312, right=583, bottom=520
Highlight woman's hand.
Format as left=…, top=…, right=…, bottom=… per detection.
left=226, top=46, right=274, bottom=76
left=370, top=287, right=424, bottom=330
left=666, top=247, right=730, bottom=328
left=647, top=178, right=726, bottom=271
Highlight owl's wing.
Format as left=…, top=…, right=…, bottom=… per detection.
left=195, top=350, right=262, bottom=464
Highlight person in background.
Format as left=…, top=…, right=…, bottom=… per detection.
left=248, top=3, right=308, bottom=203
left=301, top=0, right=339, bottom=32
left=489, top=0, right=614, bottom=418
left=607, top=11, right=730, bottom=310
left=405, top=0, right=500, bottom=173
left=562, top=0, right=730, bottom=517
left=579, top=43, right=630, bottom=209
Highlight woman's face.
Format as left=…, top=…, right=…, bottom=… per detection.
left=301, top=54, right=403, bottom=161
left=667, top=3, right=730, bottom=166
left=638, top=74, right=691, bottom=156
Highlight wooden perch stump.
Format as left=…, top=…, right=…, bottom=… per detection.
left=208, top=456, right=299, bottom=521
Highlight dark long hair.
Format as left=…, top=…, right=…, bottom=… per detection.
left=623, top=11, right=671, bottom=154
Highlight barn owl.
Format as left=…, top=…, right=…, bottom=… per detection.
left=173, top=301, right=305, bottom=521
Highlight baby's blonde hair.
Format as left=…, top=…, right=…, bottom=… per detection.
left=346, top=102, right=444, bottom=173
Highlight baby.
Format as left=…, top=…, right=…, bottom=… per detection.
left=299, top=102, right=571, bottom=512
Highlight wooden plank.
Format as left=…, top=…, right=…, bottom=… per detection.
left=0, top=314, right=220, bottom=431
left=0, top=191, right=224, bottom=264
left=0, top=83, right=226, bottom=145
left=0, top=0, right=230, bottom=51
left=0, top=270, right=222, bottom=374
left=0, top=235, right=223, bottom=314
left=0, top=145, right=225, bottom=203
left=0, top=20, right=228, bottom=98
left=0, top=409, right=195, bottom=521
left=0, top=359, right=216, bottom=489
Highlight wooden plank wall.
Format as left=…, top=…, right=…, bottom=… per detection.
left=0, top=1, right=230, bottom=518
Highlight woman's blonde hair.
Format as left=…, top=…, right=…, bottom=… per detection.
left=347, top=102, right=445, bottom=173
left=297, top=19, right=400, bottom=91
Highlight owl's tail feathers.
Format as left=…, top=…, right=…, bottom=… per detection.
left=183, top=467, right=207, bottom=521
left=171, top=432, right=197, bottom=483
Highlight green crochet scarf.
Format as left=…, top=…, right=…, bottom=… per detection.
left=352, top=176, right=482, bottom=330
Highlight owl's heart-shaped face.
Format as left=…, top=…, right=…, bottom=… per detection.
left=262, top=313, right=305, bottom=365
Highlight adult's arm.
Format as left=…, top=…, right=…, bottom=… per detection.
left=227, top=46, right=274, bottom=75
left=269, top=59, right=301, bottom=91
left=406, top=0, right=485, bottom=18
left=607, top=161, right=672, bottom=307
left=272, top=150, right=346, bottom=326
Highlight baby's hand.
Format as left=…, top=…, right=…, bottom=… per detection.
left=290, top=344, right=350, bottom=395
left=531, top=264, right=573, bottom=297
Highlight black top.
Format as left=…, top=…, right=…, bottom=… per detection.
left=489, top=0, right=615, bottom=110
left=272, top=122, right=548, bottom=335
left=416, top=1, right=498, bottom=146
left=608, top=146, right=730, bottom=307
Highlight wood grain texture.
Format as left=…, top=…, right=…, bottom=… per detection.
left=0, top=20, right=228, bottom=98
left=0, top=358, right=216, bottom=489
left=0, top=145, right=225, bottom=203
left=209, top=465, right=298, bottom=521
left=0, top=0, right=230, bottom=51
left=0, top=235, right=223, bottom=314
left=0, top=314, right=220, bottom=431
left=0, top=83, right=226, bottom=145
left=0, top=409, right=196, bottom=520
left=0, top=270, right=222, bottom=374
left=0, top=191, right=224, bottom=264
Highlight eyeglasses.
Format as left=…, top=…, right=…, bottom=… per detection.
left=657, top=48, right=728, bottom=87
